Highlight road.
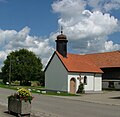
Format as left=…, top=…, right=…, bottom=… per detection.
left=0, top=88, right=120, bottom=117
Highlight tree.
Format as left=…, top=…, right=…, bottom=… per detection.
left=1, top=49, right=44, bottom=86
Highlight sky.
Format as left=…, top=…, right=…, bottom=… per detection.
left=0, top=0, right=120, bottom=69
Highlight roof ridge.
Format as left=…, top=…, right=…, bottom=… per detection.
left=85, top=50, right=120, bottom=56
left=67, top=50, right=120, bottom=57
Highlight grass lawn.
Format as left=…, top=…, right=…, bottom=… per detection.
left=0, top=84, right=77, bottom=96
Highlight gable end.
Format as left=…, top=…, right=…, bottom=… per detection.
left=44, top=51, right=69, bottom=72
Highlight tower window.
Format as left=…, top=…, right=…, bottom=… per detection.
left=84, top=76, right=87, bottom=85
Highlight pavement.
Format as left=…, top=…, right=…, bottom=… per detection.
left=55, top=91, right=120, bottom=106
left=0, top=90, right=120, bottom=117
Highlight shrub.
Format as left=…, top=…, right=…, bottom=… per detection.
left=77, top=83, right=84, bottom=94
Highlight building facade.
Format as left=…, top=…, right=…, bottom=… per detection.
left=45, top=32, right=104, bottom=93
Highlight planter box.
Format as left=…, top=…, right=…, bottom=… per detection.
left=8, top=97, right=31, bottom=116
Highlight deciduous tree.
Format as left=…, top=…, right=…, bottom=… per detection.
left=2, top=49, right=44, bottom=85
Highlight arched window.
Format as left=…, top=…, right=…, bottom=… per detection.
left=84, top=76, right=87, bottom=85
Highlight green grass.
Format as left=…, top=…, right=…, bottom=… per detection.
left=0, top=84, right=17, bottom=90
left=43, top=91, right=77, bottom=96
left=1, top=84, right=43, bottom=89
left=0, top=84, right=77, bottom=96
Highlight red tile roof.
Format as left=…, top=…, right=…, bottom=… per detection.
left=56, top=51, right=120, bottom=73
left=84, top=51, right=120, bottom=68
left=56, top=51, right=103, bottom=73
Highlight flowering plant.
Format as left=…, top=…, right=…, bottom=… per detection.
left=8, top=88, right=33, bottom=103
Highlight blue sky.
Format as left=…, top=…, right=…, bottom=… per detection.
left=0, top=0, right=120, bottom=68
left=0, top=0, right=58, bottom=36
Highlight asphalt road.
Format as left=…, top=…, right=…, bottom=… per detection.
left=0, top=88, right=120, bottom=117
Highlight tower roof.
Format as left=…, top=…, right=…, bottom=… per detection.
left=57, top=31, right=67, bottom=40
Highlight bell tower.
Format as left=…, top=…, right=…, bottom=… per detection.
left=56, top=29, right=68, bottom=57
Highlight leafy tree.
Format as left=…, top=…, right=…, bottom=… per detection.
left=0, top=72, right=2, bottom=79
left=1, top=49, right=44, bottom=86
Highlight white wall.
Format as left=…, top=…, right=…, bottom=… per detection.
left=68, top=73, right=102, bottom=93
left=83, top=73, right=94, bottom=91
left=45, top=53, right=68, bottom=92
left=94, top=74, right=102, bottom=91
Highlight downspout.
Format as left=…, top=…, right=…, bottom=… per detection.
left=93, top=73, right=96, bottom=91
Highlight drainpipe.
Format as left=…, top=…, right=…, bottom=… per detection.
left=93, top=73, right=96, bottom=91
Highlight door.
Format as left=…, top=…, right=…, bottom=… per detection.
left=70, top=78, right=76, bottom=94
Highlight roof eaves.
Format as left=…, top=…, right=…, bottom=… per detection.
left=68, top=70, right=103, bottom=74
left=56, top=51, right=69, bottom=72
left=44, top=51, right=56, bottom=72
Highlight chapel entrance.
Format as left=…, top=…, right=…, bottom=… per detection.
left=70, top=78, right=76, bottom=94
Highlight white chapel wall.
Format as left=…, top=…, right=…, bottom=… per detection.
left=68, top=72, right=98, bottom=93
left=83, top=73, right=94, bottom=91
left=94, top=74, right=102, bottom=91
left=45, top=53, right=68, bottom=92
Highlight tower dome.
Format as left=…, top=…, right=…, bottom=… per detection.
left=57, top=31, right=67, bottom=40
left=55, top=30, right=68, bottom=57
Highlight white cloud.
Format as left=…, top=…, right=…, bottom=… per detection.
left=0, top=27, right=54, bottom=69
left=52, top=0, right=86, bottom=17
left=51, top=0, right=120, bottom=54
left=0, top=51, right=7, bottom=61
left=60, top=10, right=118, bottom=39
left=105, top=41, right=120, bottom=51
left=1, top=0, right=120, bottom=69
left=87, top=0, right=120, bottom=12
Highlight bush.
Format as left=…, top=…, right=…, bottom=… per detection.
left=77, top=83, right=84, bottom=93
left=21, top=80, right=31, bottom=86
left=31, top=81, right=40, bottom=87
